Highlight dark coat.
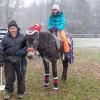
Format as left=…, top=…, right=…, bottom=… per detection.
left=1, top=32, right=26, bottom=55
left=48, top=12, right=66, bottom=30
left=0, top=32, right=27, bottom=66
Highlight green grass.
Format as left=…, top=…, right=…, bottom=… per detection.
left=23, top=70, right=100, bottom=100
left=75, top=48, right=100, bottom=61
left=0, top=48, right=100, bottom=100
left=21, top=72, right=100, bottom=100
left=0, top=69, right=100, bottom=100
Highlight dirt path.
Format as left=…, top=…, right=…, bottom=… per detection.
left=27, top=58, right=100, bottom=80
left=0, top=48, right=100, bottom=99
left=69, top=59, right=100, bottom=80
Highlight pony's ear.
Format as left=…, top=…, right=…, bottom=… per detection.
left=41, top=23, right=44, bottom=26
left=26, top=29, right=39, bottom=35
left=26, top=30, right=29, bottom=35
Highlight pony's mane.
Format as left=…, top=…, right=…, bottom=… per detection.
left=39, top=31, right=52, bottom=36
left=39, top=31, right=53, bottom=40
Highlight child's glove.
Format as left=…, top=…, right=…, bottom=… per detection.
left=49, top=28, right=54, bottom=33
left=53, top=27, right=58, bottom=32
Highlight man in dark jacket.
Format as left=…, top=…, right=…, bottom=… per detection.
left=0, top=20, right=27, bottom=99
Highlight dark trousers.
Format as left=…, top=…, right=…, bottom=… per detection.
left=4, top=60, right=26, bottom=94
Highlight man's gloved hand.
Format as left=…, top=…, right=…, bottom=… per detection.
left=0, top=63, right=4, bottom=67
left=16, top=48, right=27, bottom=57
left=0, top=57, right=4, bottom=67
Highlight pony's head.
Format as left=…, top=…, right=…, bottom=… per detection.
left=26, top=24, right=42, bottom=58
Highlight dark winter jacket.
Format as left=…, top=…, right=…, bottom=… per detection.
left=0, top=32, right=27, bottom=66
left=1, top=32, right=26, bottom=55
left=48, top=12, right=66, bottom=30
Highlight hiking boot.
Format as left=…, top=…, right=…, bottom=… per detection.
left=17, top=94, right=24, bottom=99
left=4, top=92, right=12, bottom=100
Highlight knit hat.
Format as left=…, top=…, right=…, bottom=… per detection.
left=52, top=4, right=60, bottom=11
left=8, top=20, right=18, bottom=29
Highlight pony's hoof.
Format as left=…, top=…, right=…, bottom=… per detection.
left=44, top=85, right=49, bottom=90
left=52, top=88, right=59, bottom=94
left=61, top=77, right=67, bottom=82
left=61, top=79, right=67, bottom=83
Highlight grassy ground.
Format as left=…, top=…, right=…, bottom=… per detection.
left=0, top=48, right=100, bottom=100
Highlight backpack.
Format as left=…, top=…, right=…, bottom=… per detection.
left=66, top=31, right=74, bottom=64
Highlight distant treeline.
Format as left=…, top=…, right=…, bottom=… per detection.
left=0, top=0, right=100, bottom=34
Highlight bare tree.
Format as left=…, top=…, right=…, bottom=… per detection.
left=0, top=0, right=22, bottom=27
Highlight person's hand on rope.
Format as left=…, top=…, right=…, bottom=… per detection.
left=0, top=45, right=4, bottom=67
left=49, top=28, right=54, bottom=33
left=53, top=27, right=58, bottom=32
left=0, top=57, right=4, bottom=67
left=49, top=27, right=58, bottom=33
left=0, top=62, right=4, bottom=67
left=0, top=55, right=4, bottom=67
left=16, top=48, right=27, bottom=57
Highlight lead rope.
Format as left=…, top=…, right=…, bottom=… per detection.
left=19, top=57, right=22, bottom=72
left=0, top=67, right=2, bottom=86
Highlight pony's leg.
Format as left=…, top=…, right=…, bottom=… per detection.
left=43, top=59, right=49, bottom=87
left=62, top=58, right=69, bottom=81
left=52, top=61, right=58, bottom=91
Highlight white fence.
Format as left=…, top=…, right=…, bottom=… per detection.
left=0, top=29, right=7, bottom=42
left=73, top=38, right=100, bottom=47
